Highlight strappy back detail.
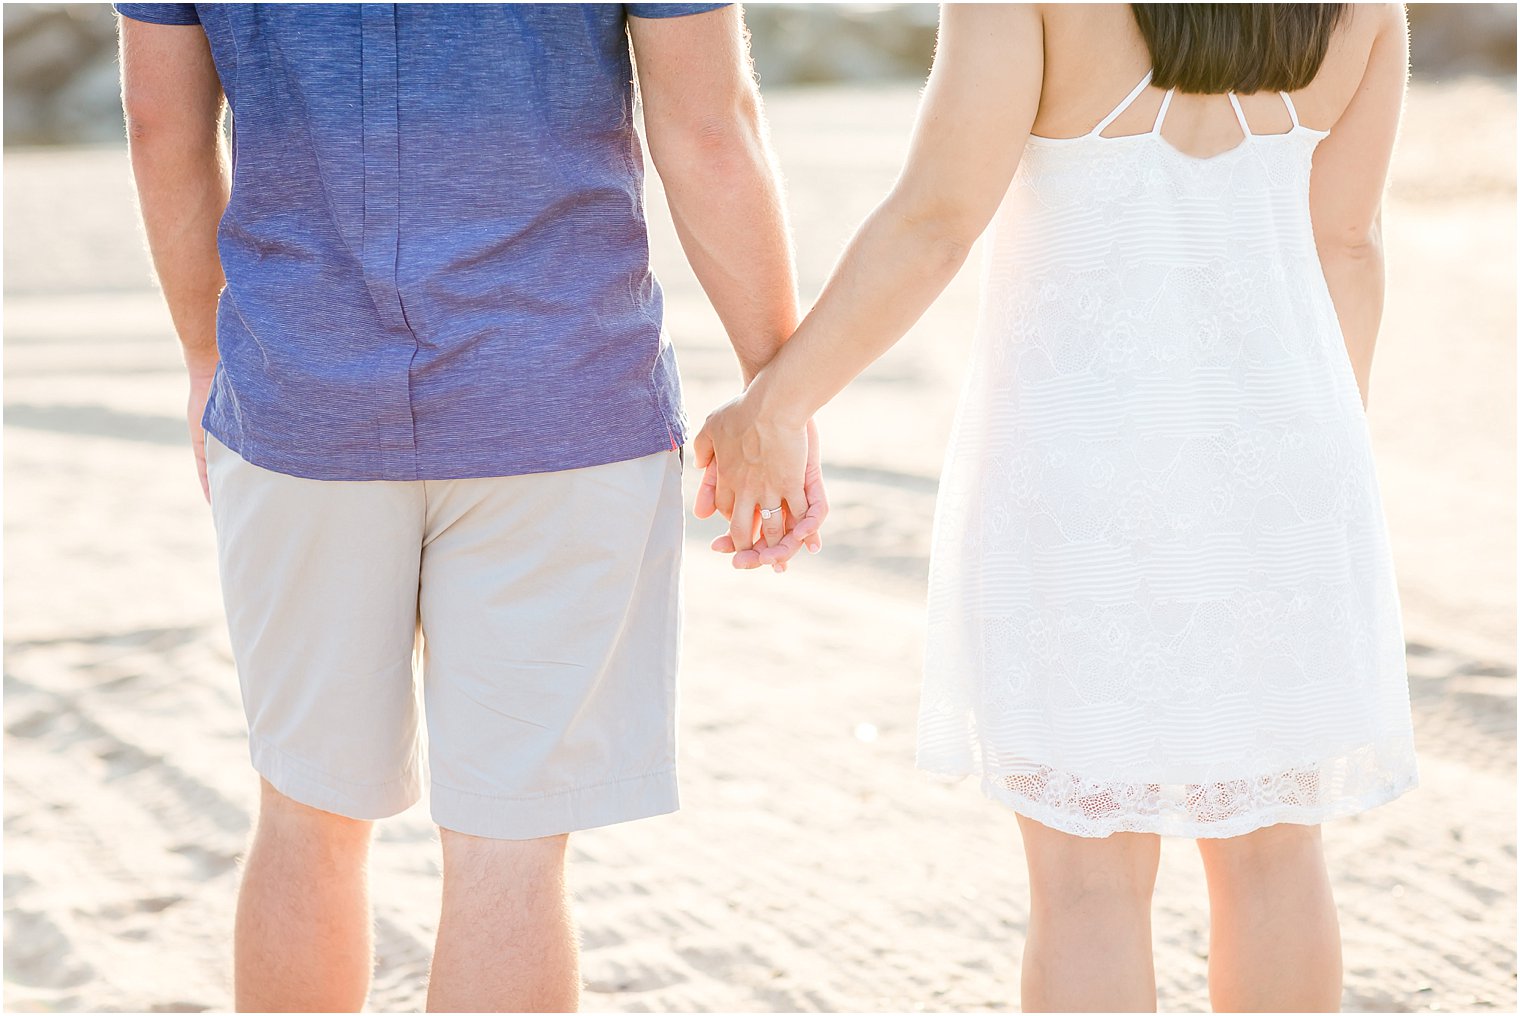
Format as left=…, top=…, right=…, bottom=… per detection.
left=1151, top=88, right=1176, bottom=135
left=1089, top=71, right=1155, bottom=137
left=1157, top=82, right=1301, bottom=141
left=1280, top=91, right=1302, bottom=129
left=1226, top=93, right=1253, bottom=136
left=1038, top=71, right=1318, bottom=148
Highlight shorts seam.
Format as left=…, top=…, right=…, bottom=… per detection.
left=430, top=767, right=677, bottom=805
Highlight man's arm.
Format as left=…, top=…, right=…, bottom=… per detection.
left=628, top=6, right=797, bottom=385
left=118, top=14, right=228, bottom=500
left=629, top=6, right=822, bottom=561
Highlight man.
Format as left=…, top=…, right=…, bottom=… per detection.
left=117, top=3, right=819, bottom=1010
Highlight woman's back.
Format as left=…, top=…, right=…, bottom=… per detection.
left=975, top=8, right=1360, bottom=401
left=1034, top=4, right=1383, bottom=154
left=919, top=3, right=1417, bottom=838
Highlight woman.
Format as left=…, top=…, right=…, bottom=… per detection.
left=695, top=4, right=1417, bottom=1011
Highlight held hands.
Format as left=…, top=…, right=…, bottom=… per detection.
left=692, top=394, right=828, bottom=572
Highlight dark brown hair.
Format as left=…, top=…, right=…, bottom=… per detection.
left=1131, top=4, right=1349, bottom=94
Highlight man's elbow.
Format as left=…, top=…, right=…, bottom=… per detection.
left=122, top=93, right=182, bottom=147
left=122, top=82, right=223, bottom=150
left=123, top=111, right=161, bottom=147
left=646, top=88, right=768, bottom=182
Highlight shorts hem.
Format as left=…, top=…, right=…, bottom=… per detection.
left=430, top=768, right=680, bottom=840
left=249, top=735, right=421, bottom=821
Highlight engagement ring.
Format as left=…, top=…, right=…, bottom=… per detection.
left=759, top=505, right=783, bottom=520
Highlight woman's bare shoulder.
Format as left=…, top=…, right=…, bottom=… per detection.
left=1296, top=4, right=1403, bottom=126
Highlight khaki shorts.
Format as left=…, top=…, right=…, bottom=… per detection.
left=205, top=432, right=683, bottom=839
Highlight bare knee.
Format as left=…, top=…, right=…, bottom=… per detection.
left=1197, top=823, right=1335, bottom=925
left=255, top=778, right=373, bottom=851
left=436, top=828, right=571, bottom=925
left=1197, top=822, right=1324, bottom=878
left=1018, top=815, right=1160, bottom=913
left=439, top=828, right=569, bottom=879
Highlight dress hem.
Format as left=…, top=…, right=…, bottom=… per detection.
left=916, top=762, right=1419, bottom=840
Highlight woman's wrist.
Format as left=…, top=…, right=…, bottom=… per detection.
left=744, top=364, right=815, bottom=431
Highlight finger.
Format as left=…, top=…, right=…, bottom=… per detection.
left=801, top=425, right=827, bottom=554
left=804, top=468, right=829, bottom=526
left=780, top=483, right=809, bottom=558
left=766, top=523, right=790, bottom=571
left=732, top=546, right=766, bottom=570
left=802, top=498, right=826, bottom=550
left=766, top=494, right=827, bottom=561
left=786, top=510, right=824, bottom=542
left=693, top=460, right=719, bottom=520
left=692, top=427, right=714, bottom=469
left=733, top=508, right=766, bottom=568
left=758, top=491, right=786, bottom=551
left=711, top=532, right=736, bottom=553
left=759, top=478, right=812, bottom=564
left=761, top=527, right=807, bottom=567
left=784, top=484, right=808, bottom=524
left=729, top=494, right=758, bottom=552
left=715, top=482, right=736, bottom=521
left=754, top=506, right=806, bottom=568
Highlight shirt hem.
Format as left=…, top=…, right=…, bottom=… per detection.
left=203, top=418, right=683, bottom=482
left=112, top=4, right=202, bottom=26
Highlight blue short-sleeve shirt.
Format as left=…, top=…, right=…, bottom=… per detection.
left=114, top=3, right=728, bottom=480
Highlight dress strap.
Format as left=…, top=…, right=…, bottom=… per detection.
left=1280, top=91, right=1302, bottom=128
left=1151, top=89, right=1175, bottom=134
left=1089, top=70, right=1155, bottom=137
left=1226, top=92, right=1252, bottom=136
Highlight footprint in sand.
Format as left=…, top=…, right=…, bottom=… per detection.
left=3, top=908, right=94, bottom=989
left=169, top=843, right=239, bottom=879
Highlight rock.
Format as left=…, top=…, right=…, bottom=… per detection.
left=745, top=4, right=938, bottom=87
left=1407, top=3, right=1516, bottom=78
left=4, top=3, right=119, bottom=146
left=0, top=2, right=1513, bottom=147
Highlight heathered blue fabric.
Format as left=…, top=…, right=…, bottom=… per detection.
left=114, top=3, right=727, bottom=481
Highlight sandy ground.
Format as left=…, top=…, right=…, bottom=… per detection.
left=4, top=79, right=1516, bottom=1013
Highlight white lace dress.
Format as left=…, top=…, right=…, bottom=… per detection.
left=918, top=72, right=1419, bottom=838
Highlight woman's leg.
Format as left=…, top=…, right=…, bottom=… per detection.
left=1196, top=823, right=1342, bottom=1012
left=1016, top=814, right=1162, bottom=1012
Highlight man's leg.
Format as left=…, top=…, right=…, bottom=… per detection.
left=204, top=433, right=427, bottom=1012
left=415, top=449, right=685, bottom=1013
left=235, top=779, right=375, bottom=1012
left=426, top=831, right=577, bottom=1012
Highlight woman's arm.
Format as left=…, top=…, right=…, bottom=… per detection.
left=1309, top=4, right=1409, bottom=408
left=695, top=3, right=1045, bottom=562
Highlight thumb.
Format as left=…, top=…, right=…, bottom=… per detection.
left=693, top=460, right=719, bottom=520
left=692, top=427, right=714, bottom=470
